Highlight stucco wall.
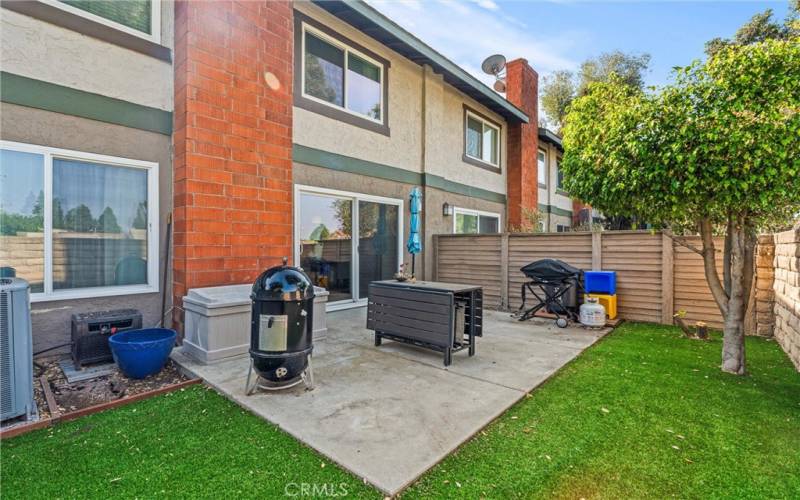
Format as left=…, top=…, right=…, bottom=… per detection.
left=0, top=103, right=173, bottom=353
left=292, top=2, right=507, bottom=197
left=0, top=4, right=173, bottom=111
left=537, top=141, right=572, bottom=231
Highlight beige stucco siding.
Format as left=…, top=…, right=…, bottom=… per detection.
left=292, top=2, right=508, bottom=197
left=293, top=2, right=424, bottom=173
left=1, top=103, right=173, bottom=353
left=0, top=4, right=174, bottom=111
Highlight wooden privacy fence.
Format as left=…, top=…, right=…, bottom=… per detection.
left=433, top=231, right=726, bottom=328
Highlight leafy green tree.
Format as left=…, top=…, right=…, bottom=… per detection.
left=705, top=0, right=799, bottom=55
left=540, top=70, right=575, bottom=131
left=63, top=204, right=95, bottom=232
left=562, top=39, right=800, bottom=374
left=97, top=207, right=122, bottom=233
left=540, top=51, right=650, bottom=130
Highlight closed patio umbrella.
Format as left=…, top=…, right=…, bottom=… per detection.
left=407, top=187, right=422, bottom=277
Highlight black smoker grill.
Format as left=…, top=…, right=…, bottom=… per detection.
left=513, top=259, right=583, bottom=327
left=246, top=260, right=315, bottom=394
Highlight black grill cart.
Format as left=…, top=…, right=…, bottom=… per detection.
left=366, top=281, right=483, bottom=366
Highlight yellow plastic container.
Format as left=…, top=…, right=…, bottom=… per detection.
left=585, top=293, right=617, bottom=319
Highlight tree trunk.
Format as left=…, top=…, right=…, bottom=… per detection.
left=722, top=222, right=747, bottom=374
left=698, top=217, right=752, bottom=375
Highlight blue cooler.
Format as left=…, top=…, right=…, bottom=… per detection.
left=584, top=271, right=616, bottom=295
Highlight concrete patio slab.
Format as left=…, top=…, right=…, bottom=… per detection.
left=173, top=307, right=610, bottom=495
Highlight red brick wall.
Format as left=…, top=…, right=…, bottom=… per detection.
left=172, top=0, right=293, bottom=331
left=505, top=59, right=539, bottom=231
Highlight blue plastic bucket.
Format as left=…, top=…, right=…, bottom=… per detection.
left=109, top=328, right=177, bottom=379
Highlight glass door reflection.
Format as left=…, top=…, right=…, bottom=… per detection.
left=298, top=193, right=352, bottom=303
left=358, top=201, right=398, bottom=299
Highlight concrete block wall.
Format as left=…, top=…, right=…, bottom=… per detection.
left=772, top=226, right=800, bottom=370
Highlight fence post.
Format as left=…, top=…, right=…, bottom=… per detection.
left=591, top=231, right=602, bottom=270
left=431, top=234, right=439, bottom=281
left=500, top=233, right=509, bottom=309
left=661, top=232, right=674, bottom=324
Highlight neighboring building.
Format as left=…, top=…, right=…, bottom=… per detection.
left=537, top=127, right=594, bottom=232
left=1, top=0, right=174, bottom=351
left=2, top=0, right=546, bottom=345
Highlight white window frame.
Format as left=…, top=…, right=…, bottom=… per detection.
left=294, top=184, right=403, bottom=311
left=452, top=207, right=501, bottom=234
left=300, top=23, right=385, bottom=125
left=538, top=148, right=547, bottom=186
left=556, top=156, right=565, bottom=190
left=40, top=0, right=161, bottom=44
left=1, top=141, right=159, bottom=303
left=464, top=110, right=501, bottom=168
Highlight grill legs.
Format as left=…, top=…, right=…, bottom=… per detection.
left=245, top=357, right=314, bottom=395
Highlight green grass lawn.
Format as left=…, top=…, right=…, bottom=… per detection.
left=403, top=323, right=800, bottom=499
left=3, top=323, right=798, bottom=499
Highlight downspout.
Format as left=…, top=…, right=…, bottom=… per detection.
left=419, top=64, right=428, bottom=279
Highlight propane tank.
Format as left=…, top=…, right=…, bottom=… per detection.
left=580, top=297, right=606, bottom=327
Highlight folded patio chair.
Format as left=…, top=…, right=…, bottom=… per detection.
left=513, top=259, right=583, bottom=327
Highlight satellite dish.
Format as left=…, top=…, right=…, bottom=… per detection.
left=493, top=79, right=506, bottom=93
left=481, top=54, right=507, bottom=76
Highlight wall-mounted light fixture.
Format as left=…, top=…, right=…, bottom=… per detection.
left=442, top=202, right=454, bottom=216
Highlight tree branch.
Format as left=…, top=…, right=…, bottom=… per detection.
left=663, top=230, right=703, bottom=255
left=700, top=218, right=729, bottom=317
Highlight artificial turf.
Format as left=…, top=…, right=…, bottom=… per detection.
left=2, top=323, right=798, bottom=499
left=1, top=385, right=379, bottom=499
left=402, top=323, right=800, bottom=498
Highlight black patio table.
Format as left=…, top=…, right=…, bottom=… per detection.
left=366, top=280, right=483, bottom=366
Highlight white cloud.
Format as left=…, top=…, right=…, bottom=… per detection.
left=367, top=0, right=582, bottom=82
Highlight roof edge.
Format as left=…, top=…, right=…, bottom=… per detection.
left=312, top=0, right=530, bottom=124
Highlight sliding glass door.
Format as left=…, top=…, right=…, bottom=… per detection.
left=296, top=187, right=402, bottom=307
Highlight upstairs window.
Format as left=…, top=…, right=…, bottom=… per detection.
left=464, top=110, right=500, bottom=169
left=302, top=25, right=384, bottom=123
left=556, top=157, right=565, bottom=190
left=538, top=149, right=547, bottom=186
left=45, top=0, right=161, bottom=42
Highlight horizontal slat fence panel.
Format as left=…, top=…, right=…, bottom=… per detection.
left=434, top=231, right=738, bottom=330
left=507, top=233, right=592, bottom=309
left=601, top=232, right=662, bottom=323
left=673, top=237, right=725, bottom=329
left=435, top=235, right=503, bottom=308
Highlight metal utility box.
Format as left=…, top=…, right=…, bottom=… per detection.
left=71, top=309, right=142, bottom=368
left=1, top=278, right=35, bottom=422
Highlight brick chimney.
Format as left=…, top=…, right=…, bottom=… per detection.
left=172, top=1, right=294, bottom=331
left=504, top=59, right=539, bottom=231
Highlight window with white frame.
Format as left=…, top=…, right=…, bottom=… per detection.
left=465, top=110, right=500, bottom=167
left=0, top=142, right=159, bottom=301
left=556, top=157, right=565, bottom=190
left=453, top=208, right=501, bottom=234
left=302, top=24, right=384, bottom=123
left=538, top=149, right=547, bottom=185
left=42, top=0, right=161, bottom=42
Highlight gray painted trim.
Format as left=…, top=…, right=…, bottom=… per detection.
left=292, top=144, right=506, bottom=204
left=293, top=10, right=390, bottom=136
left=538, top=203, right=572, bottom=218
left=1, top=72, right=173, bottom=135
left=1, top=1, right=171, bottom=62
left=423, top=173, right=505, bottom=204
left=313, top=0, right=528, bottom=124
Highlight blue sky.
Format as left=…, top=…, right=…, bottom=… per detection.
left=367, top=0, right=791, bottom=89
